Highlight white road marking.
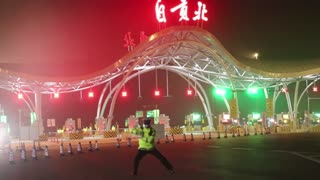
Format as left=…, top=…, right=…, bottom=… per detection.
left=310, top=154, right=320, bottom=158
left=231, top=147, right=253, bottom=150
left=208, top=145, right=220, bottom=148
left=272, top=150, right=291, bottom=153
left=290, top=152, right=320, bottom=164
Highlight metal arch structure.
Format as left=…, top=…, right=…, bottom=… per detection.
left=1, top=25, right=320, bottom=133
left=97, top=26, right=320, bottom=130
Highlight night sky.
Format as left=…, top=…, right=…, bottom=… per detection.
left=0, top=0, right=319, bottom=133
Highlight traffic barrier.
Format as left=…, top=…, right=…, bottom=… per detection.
left=116, top=138, right=120, bottom=148
left=88, top=141, right=93, bottom=152
left=104, top=131, right=117, bottom=138
left=20, top=149, right=27, bottom=161
left=59, top=143, right=65, bottom=156
left=171, top=134, right=175, bottom=143
left=127, top=138, right=132, bottom=147
left=165, top=135, right=169, bottom=143
left=38, top=134, right=48, bottom=141
left=8, top=147, right=15, bottom=164
left=77, top=142, right=83, bottom=153
left=169, top=127, right=183, bottom=135
left=95, top=140, right=99, bottom=151
left=69, top=132, right=84, bottom=140
left=208, top=132, right=212, bottom=139
left=190, top=133, right=194, bottom=141
left=183, top=134, right=187, bottom=141
left=31, top=147, right=37, bottom=160
left=44, top=145, right=49, bottom=158
left=202, top=132, right=206, bottom=140
left=68, top=143, right=73, bottom=155
left=217, top=131, right=221, bottom=139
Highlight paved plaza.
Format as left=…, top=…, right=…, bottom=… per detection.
left=1, top=133, right=320, bottom=180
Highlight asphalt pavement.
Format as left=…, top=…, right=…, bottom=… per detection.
left=0, top=133, right=320, bottom=180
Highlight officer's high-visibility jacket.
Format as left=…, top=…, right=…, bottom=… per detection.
left=131, top=127, right=156, bottom=150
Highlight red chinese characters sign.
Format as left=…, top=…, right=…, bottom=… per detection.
left=155, top=0, right=208, bottom=23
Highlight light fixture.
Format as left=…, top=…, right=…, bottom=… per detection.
left=54, top=93, right=60, bottom=98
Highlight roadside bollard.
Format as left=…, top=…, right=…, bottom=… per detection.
left=59, top=143, right=65, bottom=156
left=95, top=140, right=99, bottom=150
left=77, top=142, right=83, bottom=153
left=127, top=138, right=132, bottom=147
left=165, top=135, right=169, bottom=144
left=116, top=138, right=120, bottom=148
left=88, top=141, right=93, bottom=152
left=21, top=148, right=27, bottom=161
left=9, top=146, right=15, bottom=164
left=171, top=134, right=175, bottom=143
left=68, top=143, right=73, bottom=155
left=31, top=147, right=37, bottom=160
left=44, top=145, right=49, bottom=158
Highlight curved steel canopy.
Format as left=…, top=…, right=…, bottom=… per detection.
left=1, top=25, right=320, bottom=132
left=1, top=25, right=319, bottom=95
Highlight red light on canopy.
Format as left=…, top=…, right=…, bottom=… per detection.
left=18, top=93, right=23, bottom=99
left=121, top=90, right=128, bottom=97
left=313, top=86, right=318, bottom=92
left=186, top=88, right=193, bottom=96
left=154, top=90, right=160, bottom=97
left=281, top=87, right=288, bottom=93
left=88, top=91, right=94, bottom=98
left=54, top=93, right=59, bottom=98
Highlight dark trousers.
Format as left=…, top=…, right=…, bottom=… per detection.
left=133, top=148, right=173, bottom=174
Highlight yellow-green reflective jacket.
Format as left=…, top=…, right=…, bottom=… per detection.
left=131, top=127, right=156, bottom=150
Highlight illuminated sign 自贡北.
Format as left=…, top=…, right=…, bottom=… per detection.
left=155, top=0, right=208, bottom=23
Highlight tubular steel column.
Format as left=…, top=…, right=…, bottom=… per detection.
left=293, top=81, right=300, bottom=130
left=34, top=91, right=44, bottom=138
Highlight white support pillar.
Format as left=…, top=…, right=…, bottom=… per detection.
left=34, top=91, right=44, bottom=137
left=293, top=81, right=300, bottom=131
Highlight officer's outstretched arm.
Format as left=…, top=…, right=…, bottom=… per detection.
left=130, top=127, right=142, bottom=135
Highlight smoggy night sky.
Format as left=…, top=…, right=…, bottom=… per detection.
left=0, top=0, right=319, bottom=76
left=0, top=0, right=319, bottom=131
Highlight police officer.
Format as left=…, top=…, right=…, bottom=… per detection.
left=131, top=118, right=175, bottom=176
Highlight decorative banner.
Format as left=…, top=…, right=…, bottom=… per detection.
left=266, top=98, right=273, bottom=117
left=155, top=0, right=208, bottom=23
left=230, top=98, right=238, bottom=119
